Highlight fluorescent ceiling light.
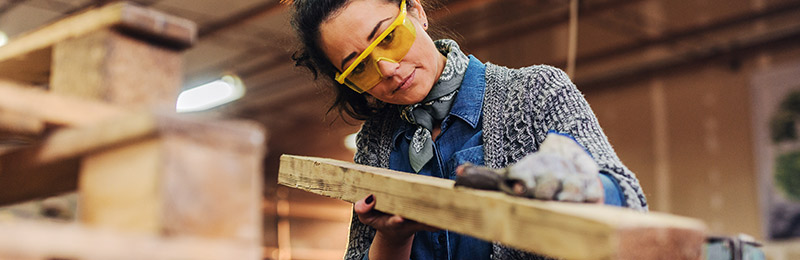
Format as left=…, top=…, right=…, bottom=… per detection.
left=176, top=75, right=245, bottom=113
left=0, top=31, right=8, bottom=47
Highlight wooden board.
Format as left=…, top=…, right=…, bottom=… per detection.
left=0, top=111, right=157, bottom=205
left=0, top=1, right=195, bottom=84
left=159, top=117, right=266, bottom=242
left=0, top=109, right=44, bottom=136
left=76, top=114, right=266, bottom=244
left=0, top=220, right=259, bottom=260
left=0, top=112, right=266, bottom=249
left=278, top=155, right=708, bottom=260
left=0, top=80, right=127, bottom=127
left=51, top=28, right=183, bottom=108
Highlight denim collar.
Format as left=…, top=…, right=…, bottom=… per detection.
left=448, top=55, right=486, bottom=128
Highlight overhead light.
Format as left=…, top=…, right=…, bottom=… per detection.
left=176, top=74, right=245, bottom=113
left=0, top=31, right=8, bottom=47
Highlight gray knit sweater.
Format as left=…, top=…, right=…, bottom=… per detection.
left=346, top=62, right=648, bottom=260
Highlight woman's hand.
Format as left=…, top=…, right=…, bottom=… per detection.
left=355, top=194, right=438, bottom=260
left=505, top=133, right=604, bottom=203
left=455, top=132, right=604, bottom=203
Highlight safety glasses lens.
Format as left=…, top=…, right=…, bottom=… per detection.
left=342, top=17, right=416, bottom=93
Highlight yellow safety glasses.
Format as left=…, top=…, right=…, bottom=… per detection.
left=334, top=0, right=417, bottom=93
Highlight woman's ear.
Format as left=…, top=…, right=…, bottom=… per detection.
left=409, top=0, right=428, bottom=30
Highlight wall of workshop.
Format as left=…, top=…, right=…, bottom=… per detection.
left=587, top=47, right=800, bottom=239
left=473, top=42, right=774, bottom=239
left=456, top=0, right=800, bottom=242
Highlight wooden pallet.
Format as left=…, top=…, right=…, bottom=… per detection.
left=0, top=2, right=265, bottom=259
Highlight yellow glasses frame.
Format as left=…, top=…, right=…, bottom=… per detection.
left=334, top=0, right=415, bottom=93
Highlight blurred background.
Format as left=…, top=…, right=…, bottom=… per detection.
left=1, top=0, right=800, bottom=259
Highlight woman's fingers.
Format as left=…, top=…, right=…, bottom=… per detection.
left=354, top=195, right=407, bottom=229
left=354, top=194, right=376, bottom=215
left=355, top=194, right=389, bottom=227
left=532, top=174, right=560, bottom=200
left=556, top=175, right=585, bottom=202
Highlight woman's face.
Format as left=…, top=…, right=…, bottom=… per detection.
left=319, top=0, right=445, bottom=105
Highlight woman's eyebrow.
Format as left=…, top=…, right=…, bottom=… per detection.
left=341, top=52, right=357, bottom=70
left=368, top=17, right=393, bottom=41
left=340, top=16, right=393, bottom=70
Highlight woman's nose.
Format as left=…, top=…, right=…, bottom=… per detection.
left=376, top=59, right=399, bottom=78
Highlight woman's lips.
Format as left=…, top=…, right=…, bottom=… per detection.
left=393, top=69, right=415, bottom=94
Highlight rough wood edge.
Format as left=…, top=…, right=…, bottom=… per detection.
left=0, top=220, right=259, bottom=260
left=278, top=154, right=708, bottom=260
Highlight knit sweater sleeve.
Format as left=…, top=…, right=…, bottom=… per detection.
left=523, top=65, right=648, bottom=210
left=344, top=108, right=400, bottom=260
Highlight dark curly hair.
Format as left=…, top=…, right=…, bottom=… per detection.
left=290, top=0, right=442, bottom=121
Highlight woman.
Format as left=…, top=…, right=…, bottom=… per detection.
left=290, top=0, right=648, bottom=259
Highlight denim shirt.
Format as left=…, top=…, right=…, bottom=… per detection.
left=384, top=56, right=624, bottom=260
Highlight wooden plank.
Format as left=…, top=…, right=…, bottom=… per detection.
left=0, top=80, right=127, bottom=127
left=0, top=220, right=259, bottom=260
left=0, top=111, right=157, bottom=205
left=0, top=79, right=131, bottom=156
left=0, top=2, right=195, bottom=84
left=0, top=109, right=44, bottom=137
left=78, top=115, right=266, bottom=246
left=79, top=137, right=163, bottom=233
left=0, top=113, right=266, bottom=250
left=278, top=155, right=708, bottom=260
left=3, top=111, right=156, bottom=170
left=157, top=117, right=266, bottom=243
left=51, top=28, right=183, bottom=108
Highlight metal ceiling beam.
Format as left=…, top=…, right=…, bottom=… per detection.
left=198, top=0, right=284, bottom=39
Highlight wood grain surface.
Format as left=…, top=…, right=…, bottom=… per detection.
left=279, top=154, right=708, bottom=260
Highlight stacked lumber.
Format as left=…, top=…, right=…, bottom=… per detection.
left=0, top=2, right=265, bottom=259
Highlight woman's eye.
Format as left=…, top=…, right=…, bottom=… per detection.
left=379, top=30, right=395, bottom=46
left=351, top=61, right=366, bottom=75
